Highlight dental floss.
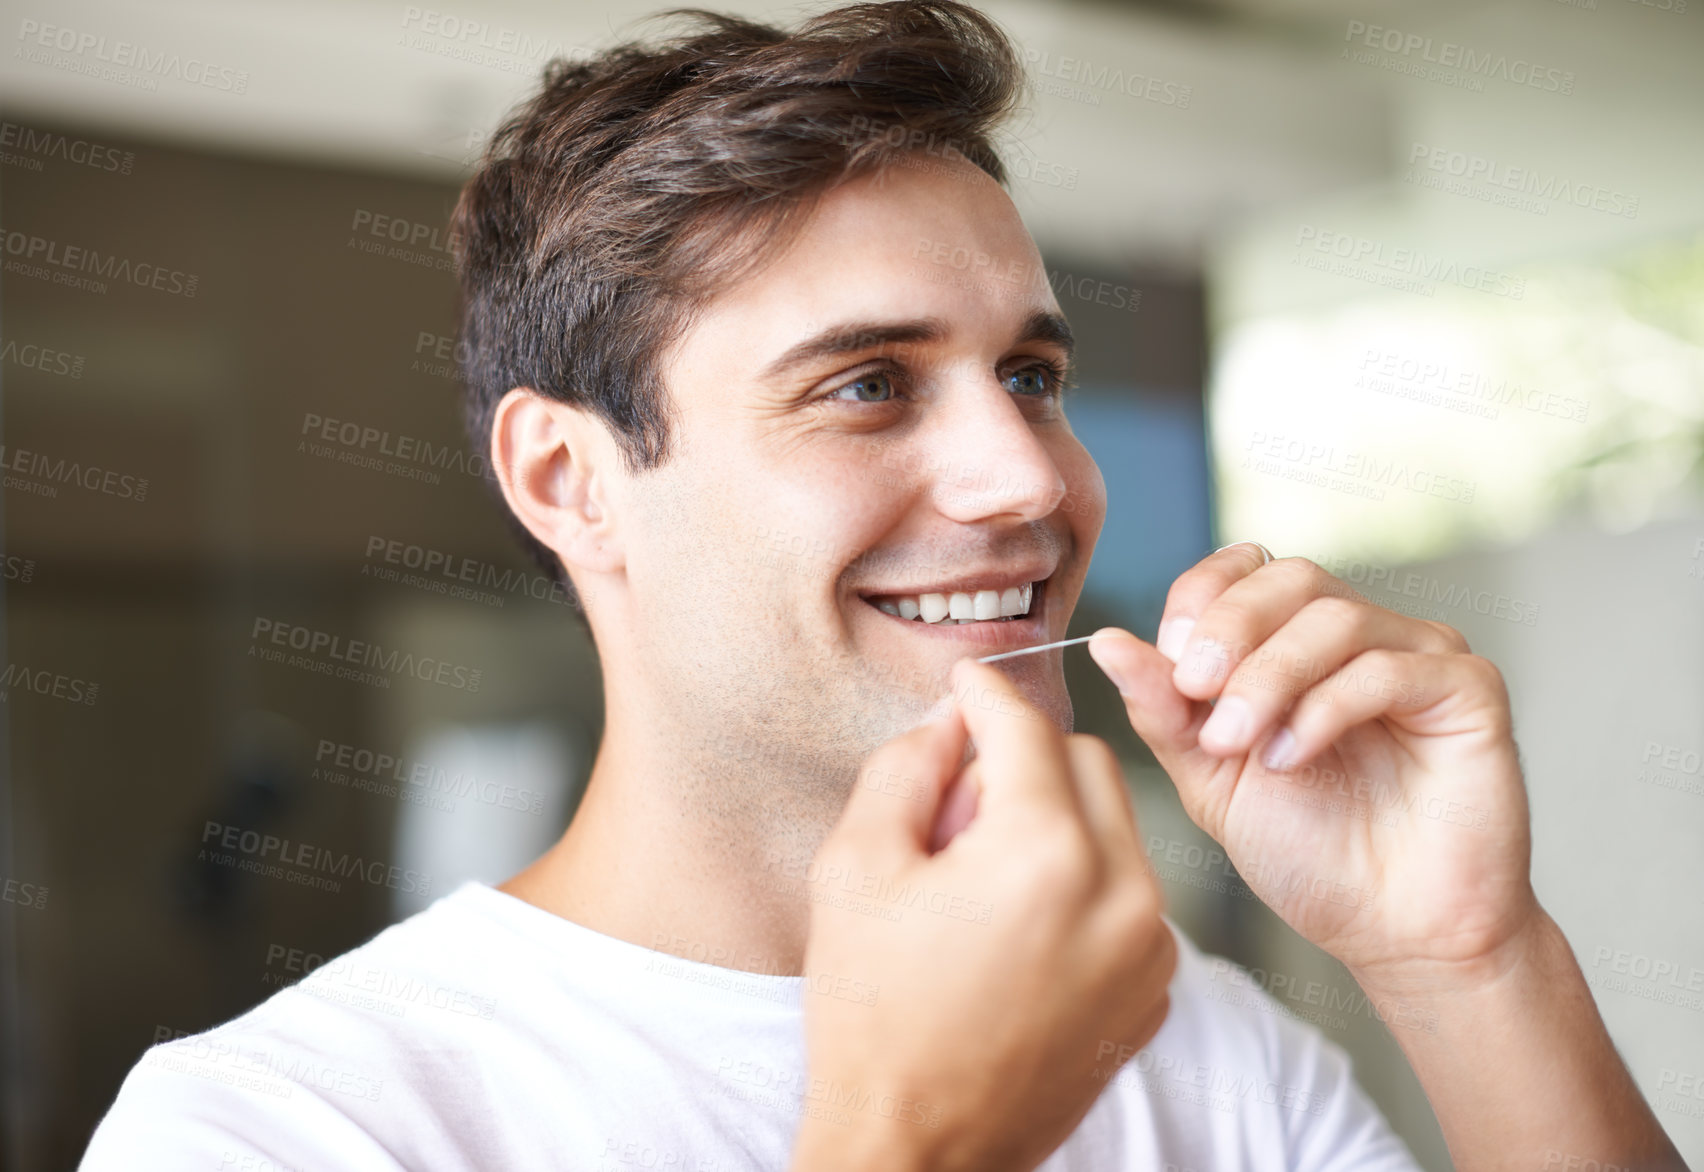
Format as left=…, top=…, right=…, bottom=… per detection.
left=976, top=635, right=1095, bottom=664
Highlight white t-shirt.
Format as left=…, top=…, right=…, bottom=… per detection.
left=81, top=882, right=1422, bottom=1171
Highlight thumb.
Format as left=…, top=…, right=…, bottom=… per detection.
left=833, top=707, right=971, bottom=867
left=1087, top=627, right=1214, bottom=778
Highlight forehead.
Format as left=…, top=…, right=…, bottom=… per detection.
left=668, top=153, right=1059, bottom=374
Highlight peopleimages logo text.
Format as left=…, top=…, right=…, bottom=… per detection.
left=15, top=18, right=250, bottom=93
left=0, top=225, right=198, bottom=296
left=250, top=618, right=483, bottom=692
left=299, top=412, right=494, bottom=482
left=201, top=821, right=431, bottom=895
left=1019, top=46, right=1192, bottom=107
left=0, top=122, right=134, bottom=173
left=1343, top=21, right=1575, bottom=94
left=1294, top=226, right=1526, bottom=300
left=0, top=445, right=148, bottom=500
left=1407, top=142, right=1638, bottom=220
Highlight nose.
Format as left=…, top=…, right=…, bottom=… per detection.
left=923, top=371, right=1067, bottom=524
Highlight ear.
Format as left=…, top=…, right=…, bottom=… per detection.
left=490, top=388, right=625, bottom=581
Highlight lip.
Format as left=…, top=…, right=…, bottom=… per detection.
left=855, top=562, right=1056, bottom=603
left=856, top=575, right=1052, bottom=648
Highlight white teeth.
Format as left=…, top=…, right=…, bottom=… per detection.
left=872, top=582, right=1038, bottom=624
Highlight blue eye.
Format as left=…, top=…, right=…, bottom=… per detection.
left=830, top=371, right=898, bottom=403
left=1006, top=361, right=1065, bottom=397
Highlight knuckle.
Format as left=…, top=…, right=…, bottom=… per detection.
left=1122, top=892, right=1166, bottom=947
left=1280, top=555, right=1367, bottom=603
left=1028, top=827, right=1099, bottom=895
left=1165, top=571, right=1231, bottom=620
left=1269, top=555, right=1326, bottom=587
left=1424, top=619, right=1471, bottom=652
left=1304, top=592, right=1368, bottom=631
left=1285, top=556, right=1365, bottom=602
left=1356, top=643, right=1397, bottom=669
left=1322, top=576, right=1369, bottom=605
left=1354, top=646, right=1403, bottom=683
left=1194, top=604, right=1257, bottom=653
left=1107, top=918, right=1155, bottom=978
left=1110, top=864, right=1167, bottom=927
left=1462, top=653, right=1507, bottom=694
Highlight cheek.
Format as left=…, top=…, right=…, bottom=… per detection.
left=623, top=466, right=725, bottom=601
left=792, top=458, right=909, bottom=582
left=708, top=452, right=902, bottom=596
left=1057, top=440, right=1107, bottom=545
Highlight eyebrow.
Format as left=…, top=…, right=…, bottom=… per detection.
left=759, top=310, right=1076, bottom=384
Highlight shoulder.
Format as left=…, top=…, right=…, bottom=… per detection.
left=81, top=884, right=506, bottom=1171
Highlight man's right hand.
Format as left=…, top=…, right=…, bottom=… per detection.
left=790, top=657, right=1175, bottom=1172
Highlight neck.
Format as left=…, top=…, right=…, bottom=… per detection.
left=500, top=666, right=846, bottom=977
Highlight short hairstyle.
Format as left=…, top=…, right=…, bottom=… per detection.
left=450, top=0, right=1024, bottom=615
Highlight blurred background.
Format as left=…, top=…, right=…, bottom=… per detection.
left=1, top=0, right=1700, bottom=1167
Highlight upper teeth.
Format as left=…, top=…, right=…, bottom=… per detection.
left=874, top=583, right=1033, bottom=624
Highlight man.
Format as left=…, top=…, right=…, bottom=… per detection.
left=83, top=2, right=1683, bottom=1169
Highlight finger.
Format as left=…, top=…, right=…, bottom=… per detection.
left=1064, top=734, right=1142, bottom=860
left=927, top=770, right=980, bottom=853
left=1195, top=596, right=1467, bottom=757
left=1085, top=628, right=1218, bottom=786
left=927, top=733, right=1131, bottom=854
left=835, top=708, right=970, bottom=866
left=1260, top=650, right=1508, bottom=773
left=1154, top=542, right=1275, bottom=663
left=946, top=658, right=1081, bottom=827
left=1171, top=557, right=1375, bottom=700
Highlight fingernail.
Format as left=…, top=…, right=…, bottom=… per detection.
left=1262, top=727, right=1296, bottom=771
left=1088, top=640, right=1135, bottom=694
left=1156, top=617, right=1195, bottom=663
left=1198, top=695, right=1250, bottom=751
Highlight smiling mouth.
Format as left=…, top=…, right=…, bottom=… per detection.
left=858, top=578, right=1046, bottom=626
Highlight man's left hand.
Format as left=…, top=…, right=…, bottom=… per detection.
left=1088, top=543, right=1538, bottom=985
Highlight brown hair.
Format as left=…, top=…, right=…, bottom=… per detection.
left=450, top=0, right=1025, bottom=610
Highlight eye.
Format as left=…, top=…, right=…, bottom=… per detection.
left=1005, top=359, right=1068, bottom=398
left=826, top=369, right=901, bottom=403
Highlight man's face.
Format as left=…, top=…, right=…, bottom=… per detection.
left=616, top=150, right=1106, bottom=794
